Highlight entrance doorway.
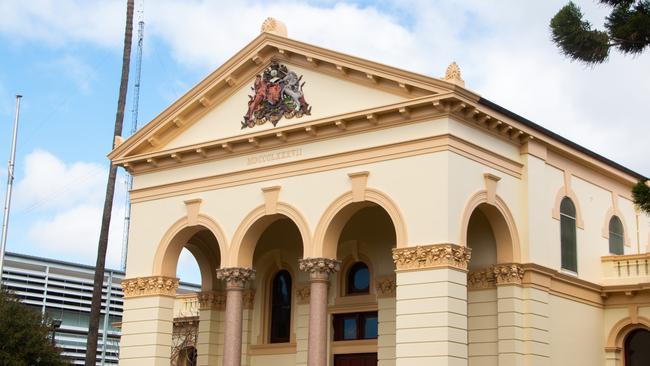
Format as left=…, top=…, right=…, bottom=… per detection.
left=333, top=353, right=377, bottom=366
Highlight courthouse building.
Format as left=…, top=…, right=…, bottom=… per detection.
left=111, top=19, right=650, bottom=366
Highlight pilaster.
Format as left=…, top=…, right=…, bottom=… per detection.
left=119, top=276, right=179, bottom=366
left=393, top=244, right=471, bottom=366
left=196, top=291, right=226, bottom=366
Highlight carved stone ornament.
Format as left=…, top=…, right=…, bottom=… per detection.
left=298, top=258, right=341, bottom=275
left=467, top=268, right=496, bottom=290
left=392, top=244, right=471, bottom=271
left=296, top=283, right=311, bottom=304
left=216, top=267, right=256, bottom=289
left=242, top=61, right=312, bottom=129
left=444, top=61, right=465, bottom=87
left=197, top=290, right=226, bottom=310
left=260, top=17, right=288, bottom=37
left=375, top=276, right=396, bottom=298
left=121, top=276, right=179, bottom=298
left=493, top=264, right=525, bottom=285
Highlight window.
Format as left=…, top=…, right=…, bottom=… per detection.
left=333, top=311, right=378, bottom=341
left=560, top=197, right=577, bottom=272
left=609, top=216, right=624, bottom=255
left=625, top=328, right=650, bottom=366
left=269, top=270, right=292, bottom=343
left=346, top=262, right=370, bottom=295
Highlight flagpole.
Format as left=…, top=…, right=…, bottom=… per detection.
left=0, top=95, right=22, bottom=288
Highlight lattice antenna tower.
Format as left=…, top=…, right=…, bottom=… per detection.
left=120, top=2, right=145, bottom=271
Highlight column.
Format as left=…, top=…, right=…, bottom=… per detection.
left=298, top=258, right=340, bottom=366
left=196, top=291, right=226, bottom=366
left=118, top=276, right=179, bottom=366
left=216, top=267, right=255, bottom=366
left=393, top=244, right=471, bottom=366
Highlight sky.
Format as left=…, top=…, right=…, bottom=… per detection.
left=0, top=0, right=648, bottom=285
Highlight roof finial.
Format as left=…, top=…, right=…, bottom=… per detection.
left=261, top=17, right=288, bottom=37
left=444, top=61, right=465, bottom=87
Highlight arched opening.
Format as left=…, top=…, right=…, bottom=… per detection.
left=625, top=328, right=650, bottom=366
left=560, top=197, right=577, bottom=272
left=330, top=203, right=396, bottom=365
left=157, top=225, right=222, bottom=364
left=465, top=201, right=517, bottom=366
left=248, top=216, right=304, bottom=349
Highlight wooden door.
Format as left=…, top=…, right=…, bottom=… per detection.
left=333, top=353, right=377, bottom=366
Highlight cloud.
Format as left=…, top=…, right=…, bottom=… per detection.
left=13, top=149, right=105, bottom=212
left=12, top=150, right=126, bottom=269
left=0, top=0, right=125, bottom=49
left=53, top=55, right=98, bottom=93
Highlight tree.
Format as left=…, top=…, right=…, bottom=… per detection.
left=550, top=1, right=650, bottom=64
left=85, top=1, right=134, bottom=365
left=633, top=180, right=650, bottom=214
left=0, top=289, right=68, bottom=365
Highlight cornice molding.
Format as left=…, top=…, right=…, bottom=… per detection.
left=121, top=276, right=179, bottom=298
left=392, top=244, right=471, bottom=271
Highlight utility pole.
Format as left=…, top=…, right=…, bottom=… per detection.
left=121, top=9, right=145, bottom=271
left=0, top=95, right=22, bottom=288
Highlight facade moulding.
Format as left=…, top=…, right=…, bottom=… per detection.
left=130, top=133, right=523, bottom=203
left=467, top=263, right=525, bottom=290
left=392, top=243, right=471, bottom=271
left=121, top=275, right=180, bottom=298
left=374, top=275, right=396, bottom=298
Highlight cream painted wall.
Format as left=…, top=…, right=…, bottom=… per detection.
left=133, top=117, right=451, bottom=190
left=549, top=295, right=604, bottom=366
left=163, top=64, right=406, bottom=150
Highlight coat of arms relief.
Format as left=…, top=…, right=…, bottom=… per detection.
left=242, top=62, right=311, bottom=129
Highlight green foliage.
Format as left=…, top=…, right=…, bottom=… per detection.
left=633, top=179, right=650, bottom=214
left=0, top=289, right=68, bottom=366
left=550, top=1, right=650, bottom=64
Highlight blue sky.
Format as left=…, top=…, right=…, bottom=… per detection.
left=1, top=0, right=649, bottom=285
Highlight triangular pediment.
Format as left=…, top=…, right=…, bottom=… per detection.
left=110, top=32, right=474, bottom=163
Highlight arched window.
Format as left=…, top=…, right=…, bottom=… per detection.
left=347, top=262, right=370, bottom=295
left=609, top=216, right=625, bottom=255
left=270, top=270, right=292, bottom=343
left=560, top=197, right=577, bottom=272
left=625, top=328, right=650, bottom=366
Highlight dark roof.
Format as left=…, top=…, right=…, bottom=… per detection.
left=478, top=97, right=647, bottom=181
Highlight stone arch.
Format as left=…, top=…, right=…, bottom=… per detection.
left=552, top=186, right=585, bottom=229
left=228, top=202, right=311, bottom=267
left=606, top=316, right=650, bottom=350
left=602, top=208, right=631, bottom=247
left=313, top=188, right=407, bottom=259
left=152, top=213, right=227, bottom=291
left=459, top=190, right=521, bottom=263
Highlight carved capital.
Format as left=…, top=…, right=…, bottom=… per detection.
left=216, top=267, right=256, bottom=289
left=121, top=276, right=179, bottom=298
left=493, top=263, right=525, bottom=285
left=392, top=244, right=471, bottom=271
left=298, top=258, right=341, bottom=280
left=296, top=283, right=311, bottom=304
left=375, top=276, right=396, bottom=298
left=196, top=290, right=226, bottom=310
left=467, top=268, right=496, bottom=290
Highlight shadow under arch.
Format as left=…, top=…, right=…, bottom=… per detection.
left=228, top=202, right=311, bottom=267
left=152, top=214, right=228, bottom=291
left=459, top=190, right=521, bottom=263
left=313, top=188, right=407, bottom=259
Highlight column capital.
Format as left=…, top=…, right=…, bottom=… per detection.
left=197, top=290, right=226, bottom=310
left=493, top=263, right=525, bottom=285
left=216, top=267, right=256, bottom=289
left=121, top=275, right=179, bottom=298
left=392, top=243, right=471, bottom=271
left=298, top=258, right=341, bottom=280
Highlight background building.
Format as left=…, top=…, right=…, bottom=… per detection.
left=1, top=251, right=200, bottom=365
